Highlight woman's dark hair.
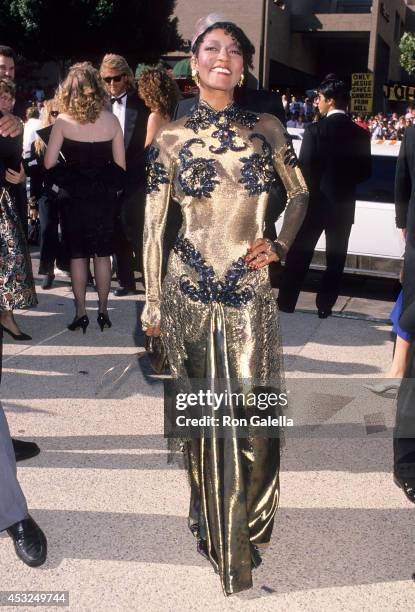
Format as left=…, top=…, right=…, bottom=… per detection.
left=192, top=22, right=255, bottom=71
left=318, top=74, right=349, bottom=109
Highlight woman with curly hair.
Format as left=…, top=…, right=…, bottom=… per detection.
left=138, top=67, right=180, bottom=146
left=44, top=62, right=126, bottom=333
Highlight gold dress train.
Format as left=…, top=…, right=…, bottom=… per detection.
left=142, top=101, right=308, bottom=595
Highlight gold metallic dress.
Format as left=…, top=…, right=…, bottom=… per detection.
left=142, top=100, right=308, bottom=595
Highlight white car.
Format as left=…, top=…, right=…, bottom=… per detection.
left=286, top=127, right=304, bottom=142
left=277, top=136, right=403, bottom=278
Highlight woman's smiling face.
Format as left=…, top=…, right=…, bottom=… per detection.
left=192, top=28, right=244, bottom=93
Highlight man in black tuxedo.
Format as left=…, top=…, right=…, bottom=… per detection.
left=100, top=54, right=149, bottom=296
left=278, top=75, right=371, bottom=318
left=392, top=124, right=415, bottom=504
left=166, top=88, right=287, bottom=275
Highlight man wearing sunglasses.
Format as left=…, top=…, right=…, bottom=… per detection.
left=100, top=54, right=149, bottom=296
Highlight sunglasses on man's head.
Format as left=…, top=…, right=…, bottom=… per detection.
left=103, top=74, right=125, bottom=83
left=49, top=111, right=59, bottom=118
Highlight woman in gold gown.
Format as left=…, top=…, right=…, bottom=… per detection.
left=142, top=15, right=309, bottom=595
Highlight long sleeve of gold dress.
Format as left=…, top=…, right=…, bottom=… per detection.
left=142, top=101, right=308, bottom=595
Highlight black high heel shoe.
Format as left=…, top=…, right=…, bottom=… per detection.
left=97, top=313, right=112, bottom=332
left=1, top=324, right=32, bottom=341
left=67, top=315, right=89, bottom=334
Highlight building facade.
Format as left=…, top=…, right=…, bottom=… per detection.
left=173, top=0, right=415, bottom=111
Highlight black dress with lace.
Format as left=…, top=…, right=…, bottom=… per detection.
left=48, top=139, right=125, bottom=259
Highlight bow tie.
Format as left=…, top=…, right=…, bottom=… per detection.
left=111, top=94, right=126, bottom=104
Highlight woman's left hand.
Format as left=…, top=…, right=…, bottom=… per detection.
left=5, top=163, right=26, bottom=185
left=245, top=238, right=279, bottom=269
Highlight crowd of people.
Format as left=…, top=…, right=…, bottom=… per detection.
left=362, top=109, right=415, bottom=141
left=1, top=11, right=415, bottom=599
left=281, top=91, right=415, bottom=141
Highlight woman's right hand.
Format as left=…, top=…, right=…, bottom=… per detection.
left=0, top=113, right=23, bottom=138
left=145, top=326, right=161, bottom=337
left=5, top=163, right=26, bottom=185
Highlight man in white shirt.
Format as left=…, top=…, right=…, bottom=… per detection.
left=23, top=107, right=41, bottom=157
left=100, top=54, right=149, bottom=296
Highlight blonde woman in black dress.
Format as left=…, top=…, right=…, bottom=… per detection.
left=45, top=62, right=126, bottom=333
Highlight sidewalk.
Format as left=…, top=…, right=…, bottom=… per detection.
left=0, top=252, right=413, bottom=612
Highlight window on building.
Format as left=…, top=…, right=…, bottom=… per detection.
left=336, top=0, right=372, bottom=13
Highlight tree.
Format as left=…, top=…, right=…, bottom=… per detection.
left=399, top=32, right=415, bottom=76
left=0, top=0, right=182, bottom=68
left=0, top=2, right=24, bottom=48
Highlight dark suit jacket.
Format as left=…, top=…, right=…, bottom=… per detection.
left=395, top=125, right=415, bottom=230
left=174, top=88, right=286, bottom=125
left=395, top=126, right=415, bottom=332
left=115, top=92, right=149, bottom=244
left=123, top=91, right=150, bottom=190
left=299, top=113, right=371, bottom=226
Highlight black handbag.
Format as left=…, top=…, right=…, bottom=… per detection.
left=144, top=335, right=169, bottom=374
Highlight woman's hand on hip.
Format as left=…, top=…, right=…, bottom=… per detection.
left=145, top=326, right=161, bottom=337
left=245, top=238, right=279, bottom=269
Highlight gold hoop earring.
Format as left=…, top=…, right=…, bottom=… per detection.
left=191, top=68, right=200, bottom=87
left=237, top=73, right=245, bottom=88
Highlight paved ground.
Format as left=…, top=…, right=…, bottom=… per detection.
left=0, top=251, right=414, bottom=612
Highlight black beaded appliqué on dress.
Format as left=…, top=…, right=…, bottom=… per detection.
left=239, top=133, right=277, bottom=195
left=283, top=133, right=299, bottom=167
left=145, top=145, right=170, bottom=194
left=173, top=235, right=255, bottom=307
left=178, top=139, right=219, bottom=198
left=184, top=102, right=259, bottom=155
